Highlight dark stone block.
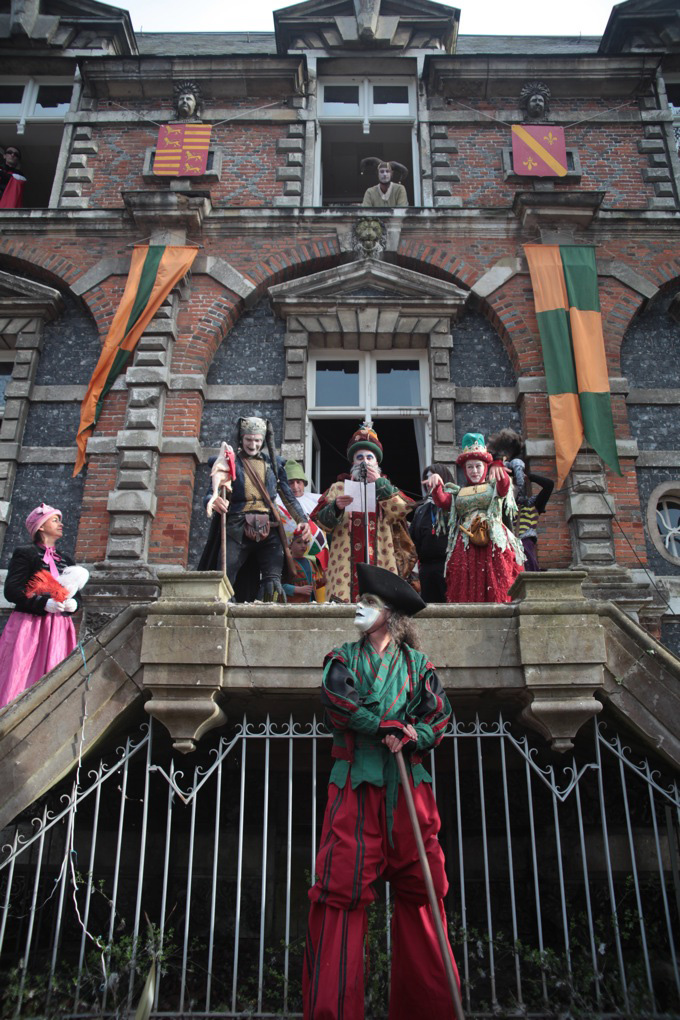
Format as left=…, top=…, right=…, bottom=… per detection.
left=627, top=405, right=680, bottom=450
left=23, top=403, right=82, bottom=447
left=35, top=297, right=101, bottom=386
left=1, top=463, right=84, bottom=568
left=207, top=300, right=285, bottom=385
left=661, top=618, right=680, bottom=658
left=199, top=401, right=283, bottom=446
left=455, top=403, right=521, bottom=446
left=621, top=283, right=680, bottom=390
left=451, top=311, right=516, bottom=387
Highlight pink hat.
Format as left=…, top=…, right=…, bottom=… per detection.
left=25, top=503, right=61, bottom=539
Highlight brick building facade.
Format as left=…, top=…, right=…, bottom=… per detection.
left=1, top=1, right=680, bottom=1015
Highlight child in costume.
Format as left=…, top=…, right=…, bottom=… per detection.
left=282, top=526, right=326, bottom=603
left=426, top=432, right=525, bottom=603
left=0, top=503, right=88, bottom=708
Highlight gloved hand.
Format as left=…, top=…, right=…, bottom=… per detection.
left=45, top=599, right=65, bottom=613
left=378, top=719, right=417, bottom=753
left=61, top=598, right=77, bottom=612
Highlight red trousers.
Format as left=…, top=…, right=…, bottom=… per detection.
left=303, top=778, right=460, bottom=1020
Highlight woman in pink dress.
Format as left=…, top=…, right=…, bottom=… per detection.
left=0, top=503, right=87, bottom=709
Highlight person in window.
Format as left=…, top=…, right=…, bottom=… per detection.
left=311, top=422, right=415, bottom=603
left=303, top=563, right=459, bottom=1020
left=0, top=146, right=26, bottom=209
left=197, top=415, right=310, bottom=600
left=409, top=463, right=454, bottom=603
left=360, top=158, right=408, bottom=207
left=0, top=503, right=88, bottom=709
left=425, top=432, right=525, bottom=603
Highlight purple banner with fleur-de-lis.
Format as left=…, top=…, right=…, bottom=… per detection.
left=511, top=124, right=567, bottom=177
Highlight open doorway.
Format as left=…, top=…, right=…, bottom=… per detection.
left=310, top=417, right=424, bottom=500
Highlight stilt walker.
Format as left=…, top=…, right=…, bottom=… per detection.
left=303, top=564, right=461, bottom=1020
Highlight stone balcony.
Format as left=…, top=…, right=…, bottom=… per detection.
left=1, top=569, right=679, bottom=831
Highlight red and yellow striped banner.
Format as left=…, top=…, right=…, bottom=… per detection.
left=153, top=123, right=212, bottom=177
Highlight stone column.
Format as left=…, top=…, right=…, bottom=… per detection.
left=429, top=325, right=456, bottom=466
left=565, top=453, right=616, bottom=566
left=281, top=329, right=308, bottom=462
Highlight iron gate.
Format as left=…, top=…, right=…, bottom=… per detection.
left=1, top=712, right=679, bottom=1018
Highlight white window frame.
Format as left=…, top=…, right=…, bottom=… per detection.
left=0, top=77, right=74, bottom=134
left=306, top=349, right=432, bottom=482
left=315, top=76, right=420, bottom=205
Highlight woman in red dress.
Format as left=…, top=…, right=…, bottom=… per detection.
left=426, top=432, right=525, bottom=603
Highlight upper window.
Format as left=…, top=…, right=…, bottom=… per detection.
left=317, top=77, right=418, bottom=205
left=319, top=78, right=415, bottom=132
left=309, top=351, right=426, bottom=414
left=0, top=77, right=74, bottom=208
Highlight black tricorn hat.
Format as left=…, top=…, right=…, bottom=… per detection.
left=357, top=564, right=426, bottom=617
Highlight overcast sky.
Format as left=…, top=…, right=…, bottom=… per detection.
left=119, top=0, right=617, bottom=37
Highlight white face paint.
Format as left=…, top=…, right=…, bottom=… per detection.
left=354, top=594, right=387, bottom=633
left=242, top=433, right=264, bottom=457
left=465, top=458, right=486, bottom=484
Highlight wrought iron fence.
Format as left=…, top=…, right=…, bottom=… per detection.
left=1, top=712, right=679, bottom=1018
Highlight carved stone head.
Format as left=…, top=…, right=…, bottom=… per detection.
left=519, top=81, right=551, bottom=121
left=173, top=80, right=203, bottom=120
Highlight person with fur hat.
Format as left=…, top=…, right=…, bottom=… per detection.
left=311, top=421, right=415, bottom=603
left=197, top=415, right=311, bottom=600
left=426, top=432, right=525, bottom=603
left=0, top=503, right=89, bottom=708
left=303, top=564, right=458, bottom=1020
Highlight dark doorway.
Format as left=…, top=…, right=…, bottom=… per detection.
left=312, top=416, right=422, bottom=499
left=320, top=123, right=414, bottom=205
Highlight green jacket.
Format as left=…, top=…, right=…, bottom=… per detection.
left=321, top=637, right=451, bottom=837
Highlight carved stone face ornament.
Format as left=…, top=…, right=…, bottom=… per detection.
left=177, top=92, right=197, bottom=119
left=519, top=80, right=551, bottom=122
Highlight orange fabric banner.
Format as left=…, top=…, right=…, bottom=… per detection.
left=74, top=245, right=197, bottom=475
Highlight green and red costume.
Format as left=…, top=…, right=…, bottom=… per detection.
left=303, top=636, right=459, bottom=1020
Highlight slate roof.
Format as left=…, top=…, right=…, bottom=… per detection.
left=135, top=31, right=602, bottom=57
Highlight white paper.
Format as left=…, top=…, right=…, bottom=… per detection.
left=343, top=480, right=376, bottom=513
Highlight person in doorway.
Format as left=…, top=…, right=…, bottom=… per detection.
left=311, top=422, right=415, bottom=603
left=426, top=432, right=525, bottom=603
left=303, top=562, right=459, bottom=1020
left=410, top=462, right=454, bottom=603
left=197, top=416, right=310, bottom=600
left=360, top=158, right=408, bottom=207
left=0, top=503, right=88, bottom=708
left=0, top=146, right=26, bottom=209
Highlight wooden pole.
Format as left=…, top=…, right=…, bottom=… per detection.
left=220, top=485, right=227, bottom=578
left=395, top=749, right=465, bottom=1020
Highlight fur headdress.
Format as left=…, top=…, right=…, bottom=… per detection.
left=359, top=157, right=409, bottom=184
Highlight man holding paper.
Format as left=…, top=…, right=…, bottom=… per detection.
left=311, top=423, right=415, bottom=603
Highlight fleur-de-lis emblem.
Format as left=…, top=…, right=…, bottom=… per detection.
left=543, top=131, right=558, bottom=147
left=523, top=156, right=537, bottom=171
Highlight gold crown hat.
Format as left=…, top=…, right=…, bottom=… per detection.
left=347, top=421, right=383, bottom=464
left=456, top=432, right=493, bottom=466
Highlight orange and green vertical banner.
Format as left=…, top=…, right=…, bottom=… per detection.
left=524, top=244, right=621, bottom=488
left=74, top=244, right=197, bottom=476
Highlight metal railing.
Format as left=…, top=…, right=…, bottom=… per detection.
left=1, top=713, right=679, bottom=1018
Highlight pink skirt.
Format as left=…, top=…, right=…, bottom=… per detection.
left=0, top=610, right=77, bottom=708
